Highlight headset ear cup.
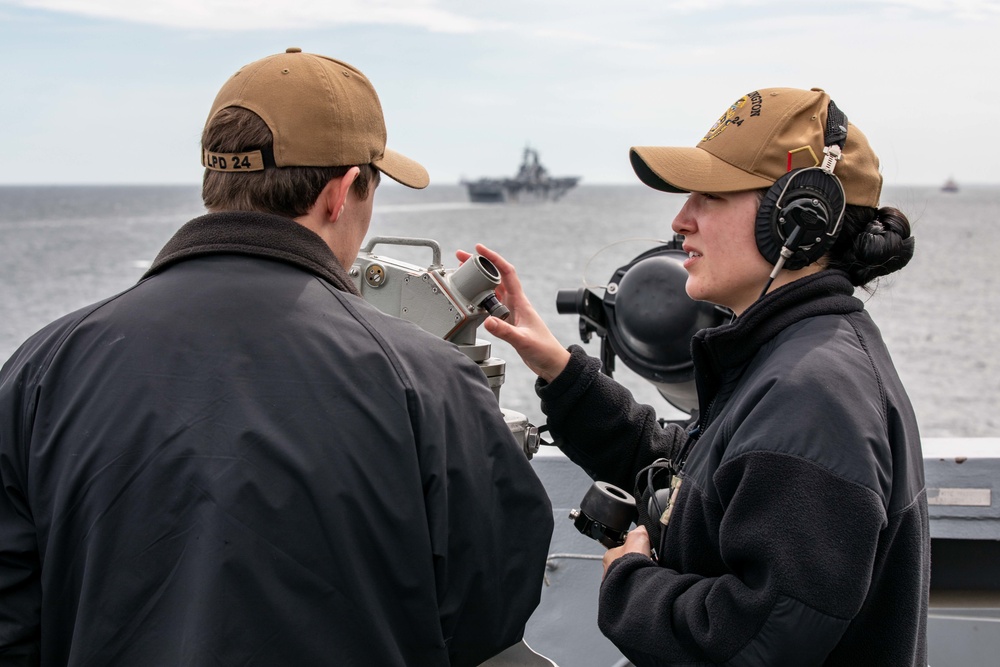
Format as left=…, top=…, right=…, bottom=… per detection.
left=755, top=168, right=846, bottom=271
left=755, top=172, right=792, bottom=266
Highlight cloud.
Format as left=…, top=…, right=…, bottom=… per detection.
left=881, top=0, right=1000, bottom=14
left=672, top=0, right=1000, bottom=14
left=529, top=27, right=658, bottom=53
left=5, top=0, right=495, bottom=32
left=3, top=0, right=998, bottom=186
left=5, top=0, right=996, bottom=44
left=13, top=0, right=995, bottom=34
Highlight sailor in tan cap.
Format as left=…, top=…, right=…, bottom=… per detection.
left=465, top=86, right=928, bottom=665
left=0, top=49, right=553, bottom=665
left=200, top=47, right=429, bottom=268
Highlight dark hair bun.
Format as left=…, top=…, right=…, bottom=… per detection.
left=829, top=205, right=914, bottom=288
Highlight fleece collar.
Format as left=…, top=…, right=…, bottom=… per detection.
left=142, top=210, right=361, bottom=297
left=691, top=270, right=863, bottom=391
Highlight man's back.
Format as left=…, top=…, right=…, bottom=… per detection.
left=0, top=249, right=552, bottom=666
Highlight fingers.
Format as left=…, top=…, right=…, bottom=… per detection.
left=482, top=314, right=516, bottom=344
left=484, top=315, right=569, bottom=382
left=457, top=246, right=518, bottom=290
left=602, top=526, right=652, bottom=579
left=623, top=526, right=651, bottom=556
left=457, top=244, right=568, bottom=381
left=457, top=246, right=528, bottom=309
left=474, top=244, right=525, bottom=294
left=603, top=544, right=626, bottom=577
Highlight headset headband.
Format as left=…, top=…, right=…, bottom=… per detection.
left=820, top=101, right=848, bottom=176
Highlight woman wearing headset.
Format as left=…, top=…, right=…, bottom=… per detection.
left=463, top=87, right=927, bottom=666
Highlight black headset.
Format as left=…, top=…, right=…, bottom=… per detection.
left=754, top=100, right=849, bottom=275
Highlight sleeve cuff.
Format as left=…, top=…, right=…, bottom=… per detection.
left=535, top=345, right=600, bottom=402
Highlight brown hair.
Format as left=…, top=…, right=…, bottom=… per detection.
left=826, top=204, right=914, bottom=290
left=201, top=107, right=379, bottom=217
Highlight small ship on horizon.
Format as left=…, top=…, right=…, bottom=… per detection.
left=462, top=147, right=580, bottom=203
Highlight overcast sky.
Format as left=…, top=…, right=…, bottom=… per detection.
left=1, top=0, right=997, bottom=186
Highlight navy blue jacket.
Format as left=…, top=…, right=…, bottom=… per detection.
left=0, top=211, right=553, bottom=666
left=539, top=271, right=928, bottom=666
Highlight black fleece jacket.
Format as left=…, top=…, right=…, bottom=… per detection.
left=538, top=270, right=929, bottom=666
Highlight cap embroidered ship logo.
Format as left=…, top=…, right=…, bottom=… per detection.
left=703, top=95, right=748, bottom=142
left=702, top=90, right=765, bottom=143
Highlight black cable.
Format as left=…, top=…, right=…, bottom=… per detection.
left=759, top=224, right=803, bottom=300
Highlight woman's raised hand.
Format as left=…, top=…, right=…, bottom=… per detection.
left=456, top=244, right=571, bottom=383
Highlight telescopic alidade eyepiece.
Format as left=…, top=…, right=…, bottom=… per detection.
left=450, top=254, right=510, bottom=320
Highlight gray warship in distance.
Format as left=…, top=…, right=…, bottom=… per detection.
left=462, top=147, right=580, bottom=203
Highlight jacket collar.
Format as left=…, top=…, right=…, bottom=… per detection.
left=692, top=270, right=863, bottom=391
left=142, top=211, right=362, bottom=297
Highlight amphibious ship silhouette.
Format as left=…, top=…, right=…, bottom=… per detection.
left=462, top=147, right=580, bottom=203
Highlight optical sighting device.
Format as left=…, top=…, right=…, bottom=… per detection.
left=350, top=236, right=539, bottom=458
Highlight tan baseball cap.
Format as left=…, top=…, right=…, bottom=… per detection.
left=202, top=47, right=429, bottom=189
left=630, top=87, right=881, bottom=207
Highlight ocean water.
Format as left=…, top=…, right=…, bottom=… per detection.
left=1, top=182, right=998, bottom=438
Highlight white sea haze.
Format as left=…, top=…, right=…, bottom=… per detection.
left=1, top=183, right=998, bottom=438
